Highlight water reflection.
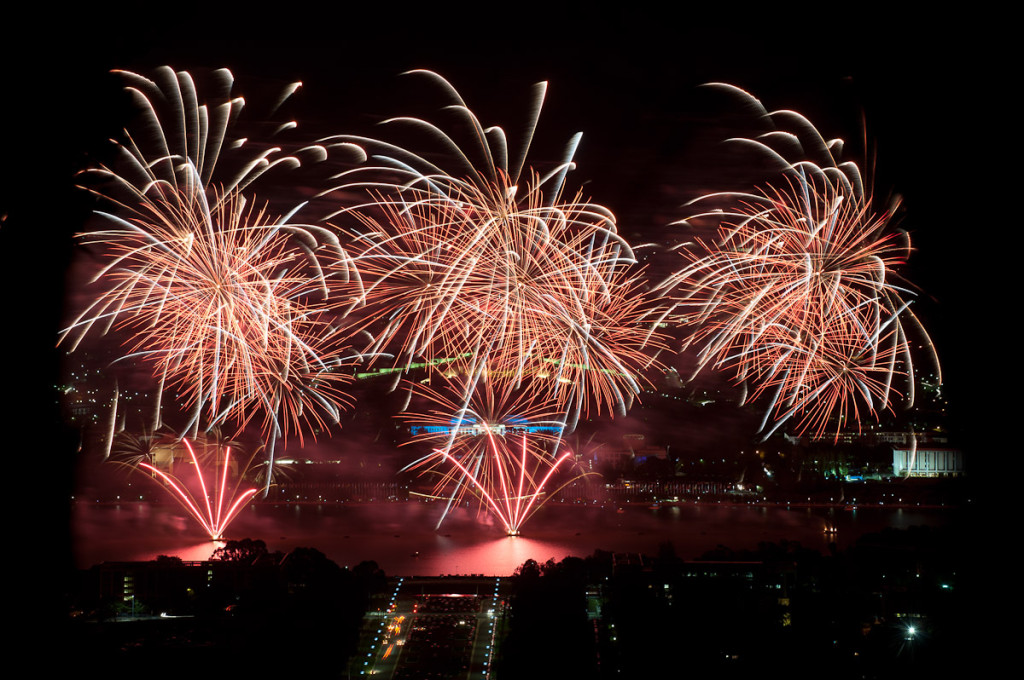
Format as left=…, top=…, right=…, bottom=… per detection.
left=73, top=501, right=952, bottom=576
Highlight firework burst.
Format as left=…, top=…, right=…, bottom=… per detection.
left=62, top=67, right=357, bottom=450
left=402, top=375, right=588, bottom=534
left=660, top=83, right=939, bottom=441
left=134, top=438, right=258, bottom=541
left=320, top=70, right=661, bottom=423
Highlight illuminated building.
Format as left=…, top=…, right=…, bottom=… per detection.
left=891, top=448, right=964, bottom=477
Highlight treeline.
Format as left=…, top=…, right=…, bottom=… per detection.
left=64, top=539, right=388, bottom=676
left=496, top=525, right=972, bottom=679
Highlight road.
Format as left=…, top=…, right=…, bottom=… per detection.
left=353, top=576, right=508, bottom=679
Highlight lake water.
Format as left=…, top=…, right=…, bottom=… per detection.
left=71, top=499, right=956, bottom=575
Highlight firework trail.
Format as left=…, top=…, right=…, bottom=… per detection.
left=319, top=70, right=662, bottom=424
left=659, top=83, right=939, bottom=441
left=402, top=374, right=589, bottom=533
left=130, top=437, right=258, bottom=541
left=61, top=67, right=360, bottom=482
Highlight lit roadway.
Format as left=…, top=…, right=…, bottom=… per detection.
left=355, top=576, right=507, bottom=679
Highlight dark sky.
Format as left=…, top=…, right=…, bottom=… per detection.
left=3, top=6, right=996, bottom=579
left=13, top=6, right=979, bottom=408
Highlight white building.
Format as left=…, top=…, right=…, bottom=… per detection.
left=892, top=448, right=964, bottom=477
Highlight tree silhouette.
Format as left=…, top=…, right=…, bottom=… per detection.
left=211, top=538, right=269, bottom=565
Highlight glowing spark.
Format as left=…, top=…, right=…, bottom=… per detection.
left=402, top=375, right=590, bottom=534
left=320, top=70, right=662, bottom=422
left=659, top=84, right=939, bottom=441
left=138, top=438, right=258, bottom=540
left=61, top=67, right=358, bottom=450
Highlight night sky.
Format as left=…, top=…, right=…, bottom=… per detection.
left=3, top=5, right=995, bottom=631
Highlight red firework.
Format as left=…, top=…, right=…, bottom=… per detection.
left=661, top=84, right=939, bottom=441
left=321, top=71, right=662, bottom=421
left=62, top=67, right=355, bottom=446
left=402, top=375, right=589, bottom=534
left=138, top=438, right=258, bottom=541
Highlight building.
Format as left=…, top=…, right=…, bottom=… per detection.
left=892, top=448, right=964, bottom=478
